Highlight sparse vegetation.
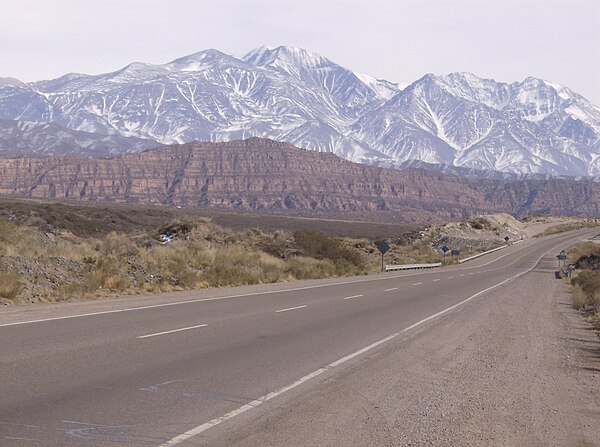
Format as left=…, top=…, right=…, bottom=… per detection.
left=568, top=241, right=600, bottom=331
left=0, top=273, right=22, bottom=301
left=535, top=219, right=600, bottom=237
left=0, top=199, right=548, bottom=305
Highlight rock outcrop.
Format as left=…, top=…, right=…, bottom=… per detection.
left=0, top=138, right=598, bottom=222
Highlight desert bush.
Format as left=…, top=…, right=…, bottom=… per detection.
left=468, top=217, right=492, bottom=231
left=284, top=256, right=336, bottom=280
left=87, top=254, right=131, bottom=292
left=571, top=270, right=600, bottom=313
left=0, top=272, right=22, bottom=300
left=204, top=245, right=268, bottom=286
left=571, top=285, right=588, bottom=310
left=98, top=232, right=138, bottom=257
left=293, top=230, right=365, bottom=269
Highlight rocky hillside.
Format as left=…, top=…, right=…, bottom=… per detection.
left=0, top=138, right=599, bottom=221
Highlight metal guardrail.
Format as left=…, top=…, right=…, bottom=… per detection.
left=386, top=263, right=442, bottom=271
left=458, top=245, right=507, bottom=264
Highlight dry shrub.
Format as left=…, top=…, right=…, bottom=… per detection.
left=204, top=245, right=283, bottom=286
left=0, top=272, right=22, bottom=300
left=139, top=240, right=212, bottom=288
left=87, top=255, right=131, bottom=292
left=293, top=231, right=365, bottom=269
left=572, top=285, right=589, bottom=310
left=571, top=270, right=600, bottom=313
left=284, top=256, right=336, bottom=280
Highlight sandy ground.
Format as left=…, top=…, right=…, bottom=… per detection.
left=213, top=249, right=600, bottom=446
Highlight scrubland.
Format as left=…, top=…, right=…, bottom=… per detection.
left=0, top=199, right=573, bottom=305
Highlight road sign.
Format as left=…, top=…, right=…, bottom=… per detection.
left=377, top=240, right=390, bottom=273
left=377, top=241, right=390, bottom=254
left=556, top=255, right=567, bottom=260
left=504, top=236, right=510, bottom=242
left=440, top=245, right=449, bottom=253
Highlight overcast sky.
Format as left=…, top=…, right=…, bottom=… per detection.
left=1, top=0, right=599, bottom=104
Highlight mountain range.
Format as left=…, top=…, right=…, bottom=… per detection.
left=0, top=47, right=599, bottom=177
left=1, top=138, right=598, bottom=221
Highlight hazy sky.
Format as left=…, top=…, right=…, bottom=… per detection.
left=1, top=0, right=599, bottom=104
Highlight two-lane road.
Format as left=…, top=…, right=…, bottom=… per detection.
left=1, top=228, right=596, bottom=446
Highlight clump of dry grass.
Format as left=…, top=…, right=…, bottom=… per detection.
left=0, top=272, right=23, bottom=300
left=571, top=270, right=600, bottom=313
left=284, top=256, right=336, bottom=280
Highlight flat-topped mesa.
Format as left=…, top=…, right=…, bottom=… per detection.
left=0, top=138, right=598, bottom=221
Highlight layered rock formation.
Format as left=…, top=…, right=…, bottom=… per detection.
left=0, top=138, right=598, bottom=222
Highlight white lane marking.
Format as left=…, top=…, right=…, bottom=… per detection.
left=384, top=287, right=398, bottom=292
left=343, top=295, right=364, bottom=300
left=433, top=279, right=440, bottom=282
left=412, top=282, right=423, bottom=286
left=159, top=249, right=551, bottom=447
left=448, top=276, right=455, bottom=279
left=460, top=274, right=465, bottom=277
left=275, top=305, right=307, bottom=313
left=138, top=324, right=208, bottom=339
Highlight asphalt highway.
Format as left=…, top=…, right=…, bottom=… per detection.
left=0, top=228, right=596, bottom=447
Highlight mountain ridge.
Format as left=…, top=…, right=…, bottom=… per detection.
left=0, top=138, right=598, bottom=221
left=0, top=46, right=598, bottom=176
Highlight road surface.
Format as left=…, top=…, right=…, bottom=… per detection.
left=1, top=228, right=598, bottom=446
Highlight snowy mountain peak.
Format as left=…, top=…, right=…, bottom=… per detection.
left=0, top=47, right=598, bottom=177
left=167, top=49, right=236, bottom=71
left=244, top=45, right=331, bottom=70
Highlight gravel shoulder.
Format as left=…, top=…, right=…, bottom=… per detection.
left=212, top=252, right=600, bottom=446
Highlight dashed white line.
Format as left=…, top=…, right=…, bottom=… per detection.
left=275, top=305, right=307, bottom=313
left=384, top=287, right=398, bottom=292
left=433, top=279, right=440, bottom=282
left=412, top=282, right=423, bottom=286
left=343, top=294, right=364, bottom=300
left=448, top=276, right=455, bottom=279
left=138, top=324, right=208, bottom=339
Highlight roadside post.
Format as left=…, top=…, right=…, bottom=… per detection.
left=556, top=250, right=567, bottom=273
left=377, top=240, right=390, bottom=272
left=451, top=249, right=460, bottom=262
left=440, top=245, right=449, bottom=265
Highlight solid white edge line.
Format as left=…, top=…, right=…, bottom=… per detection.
left=275, top=305, right=307, bottom=313
left=138, top=324, right=208, bottom=339
left=159, top=246, right=558, bottom=447
left=343, top=295, right=364, bottom=300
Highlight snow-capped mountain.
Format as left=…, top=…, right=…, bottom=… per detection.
left=0, top=119, right=158, bottom=157
left=0, top=46, right=599, bottom=176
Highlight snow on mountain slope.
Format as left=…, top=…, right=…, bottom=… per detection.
left=0, top=47, right=598, bottom=176
left=0, top=119, right=158, bottom=157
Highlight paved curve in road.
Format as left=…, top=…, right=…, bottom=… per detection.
left=0, top=229, right=596, bottom=446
